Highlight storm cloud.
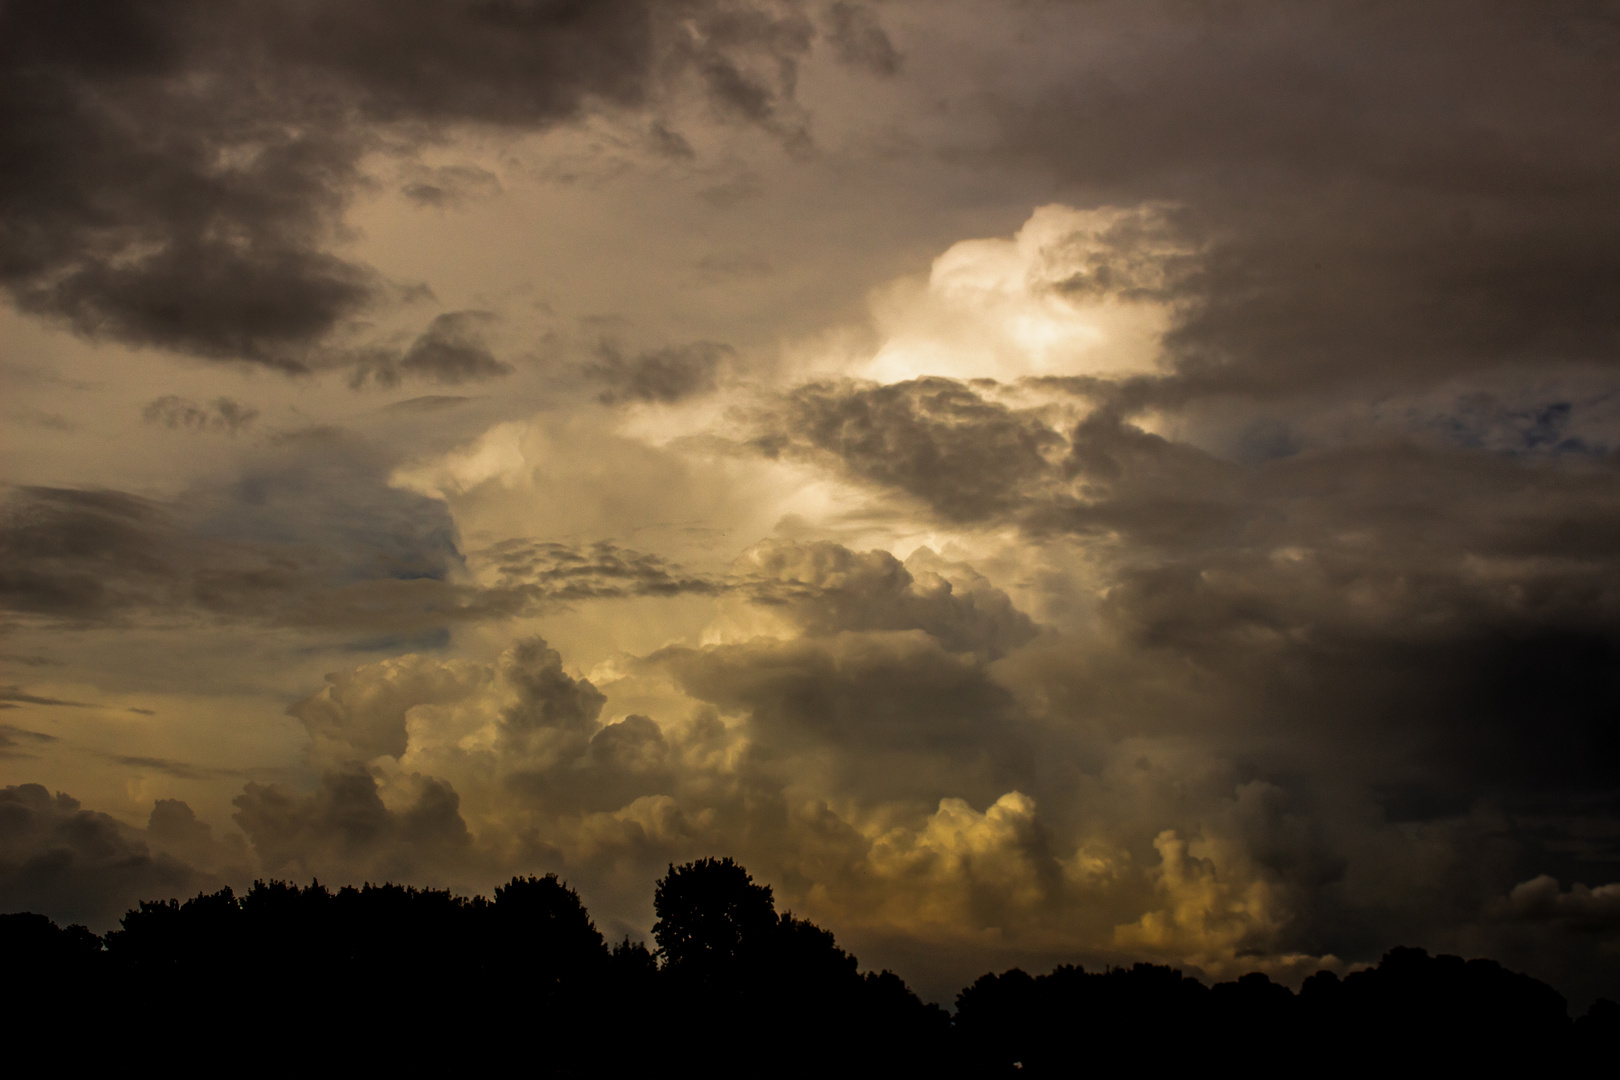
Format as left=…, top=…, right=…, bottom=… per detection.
left=3, top=0, right=1617, bottom=1011
left=991, top=2, right=1620, bottom=401
left=0, top=784, right=216, bottom=929
left=0, top=0, right=821, bottom=369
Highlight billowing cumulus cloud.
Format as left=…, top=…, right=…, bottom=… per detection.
left=1496, top=876, right=1620, bottom=936
left=49, top=541, right=1361, bottom=983
left=233, top=766, right=473, bottom=884
left=758, top=378, right=1066, bottom=523
left=731, top=540, right=1038, bottom=658
left=851, top=204, right=1191, bottom=385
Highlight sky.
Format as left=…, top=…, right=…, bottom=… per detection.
left=2, top=0, right=1618, bottom=1005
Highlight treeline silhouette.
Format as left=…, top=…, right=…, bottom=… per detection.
left=3, top=857, right=1613, bottom=1074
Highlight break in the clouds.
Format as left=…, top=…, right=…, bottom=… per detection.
left=2, top=1, right=1617, bottom=1009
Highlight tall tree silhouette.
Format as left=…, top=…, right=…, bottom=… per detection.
left=494, top=873, right=607, bottom=989
left=652, top=856, right=777, bottom=983
left=649, top=857, right=954, bottom=1076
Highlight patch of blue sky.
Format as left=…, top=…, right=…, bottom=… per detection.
left=184, top=467, right=465, bottom=586
left=1421, top=392, right=1614, bottom=458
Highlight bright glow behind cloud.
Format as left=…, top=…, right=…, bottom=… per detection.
left=859, top=205, right=1185, bottom=383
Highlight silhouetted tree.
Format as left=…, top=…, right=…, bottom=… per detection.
left=493, top=873, right=608, bottom=990
left=648, top=857, right=957, bottom=1076
left=652, top=856, right=777, bottom=983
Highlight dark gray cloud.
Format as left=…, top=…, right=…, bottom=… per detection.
left=0, top=479, right=746, bottom=634
left=0, top=0, right=374, bottom=369
left=589, top=713, right=667, bottom=771
left=0, top=687, right=95, bottom=708
left=0, top=724, right=58, bottom=758
left=822, top=1, right=901, bottom=77
left=478, top=538, right=722, bottom=598
left=142, top=395, right=259, bottom=434
left=0, top=784, right=205, bottom=929
left=0, top=487, right=180, bottom=621
left=1495, top=875, right=1620, bottom=937
left=669, top=1, right=815, bottom=146
left=233, top=766, right=471, bottom=882
left=587, top=341, right=732, bottom=404
left=145, top=797, right=243, bottom=870
left=0, top=468, right=476, bottom=631
left=732, top=539, right=1038, bottom=659
left=381, top=395, right=479, bottom=414
left=0, top=654, right=56, bottom=668
left=400, top=163, right=502, bottom=208
left=659, top=631, right=1033, bottom=807
left=760, top=376, right=1620, bottom=800
left=103, top=755, right=239, bottom=782
left=624, top=541, right=1047, bottom=807
left=747, top=363, right=1620, bottom=992
left=498, top=637, right=610, bottom=755
left=0, top=0, right=821, bottom=369
left=994, top=1, right=1620, bottom=401
left=759, top=377, right=1064, bottom=521
left=1475, top=873, right=1620, bottom=1009
left=350, top=311, right=512, bottom=389
left=473, top=537, right=1039, bottom=664
left=506, top=710, right=686, bottom=817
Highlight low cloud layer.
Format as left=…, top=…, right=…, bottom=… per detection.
left=0, top=784, right=237, bottom=927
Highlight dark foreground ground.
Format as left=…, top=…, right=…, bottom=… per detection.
left=4, top=858, right=1614, bottom=1075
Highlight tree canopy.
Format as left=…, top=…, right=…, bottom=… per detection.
left=1, top=860, right=1613, bottom=1075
